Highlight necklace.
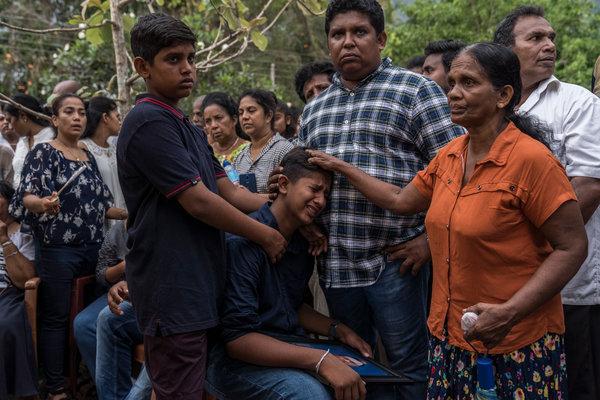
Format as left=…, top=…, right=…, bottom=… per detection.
left=217, top=137, right=240, bottom=155
left=56, top=138, right=84, bottom=161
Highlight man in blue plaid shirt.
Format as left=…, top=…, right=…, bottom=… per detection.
left=295, top=1, right=464, bottom=398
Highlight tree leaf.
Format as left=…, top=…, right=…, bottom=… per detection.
left=251, top=30, right=268, bottom=51
left=236, top=0, right=249, bottom=15
left=156, top=0, right=165, bottom=6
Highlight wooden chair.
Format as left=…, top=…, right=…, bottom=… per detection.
left=68, top=274, right=96, bottom=395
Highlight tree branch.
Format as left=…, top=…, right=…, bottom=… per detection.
left=0, top=19, right=114, bottom=34
left=0, top=93, right=52, bottom=122
left=296, top=0, right=326, bottom=16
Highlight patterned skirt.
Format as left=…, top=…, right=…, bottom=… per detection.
left=427, top=332, right=567, bottom=400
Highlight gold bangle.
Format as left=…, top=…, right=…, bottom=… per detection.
left=1, top=240, right=13, bottom=247
left=5, top=250, right=18, bottom=257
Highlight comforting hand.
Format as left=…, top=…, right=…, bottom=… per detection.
left=318, top=353, right=367, bottom=400
left=107, top=281, right=129, bottom=316
left=261, top=228, right=288, bottom=264
left=385, top=233, right=430, bottom=276
left=337, top=324, right=373, bottom=358
left=307, top=150, right=345, bottom=172
left=299, top=224, right=328, bottom=256
left=463, top=302, right=518, bottom=350
left=267, top=167, right=284, bottom=200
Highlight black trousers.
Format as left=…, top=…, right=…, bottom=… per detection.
left=564, top=304, right=600, bottom=400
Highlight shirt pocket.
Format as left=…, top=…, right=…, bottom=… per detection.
left=459, top=181, right=528, bottom=239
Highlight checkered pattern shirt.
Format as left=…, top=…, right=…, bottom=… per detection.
left=297, top=58, right=464, bottom=288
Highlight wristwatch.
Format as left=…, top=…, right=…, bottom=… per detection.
left=328, top=320, right=340, bottom=340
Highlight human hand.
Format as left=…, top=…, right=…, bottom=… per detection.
left=385, top=233, right=430, bottom=276
left=299, top=223, right=328, bottom=256
left=307, top=150, right=345, bottom=172
left=261, top=227, right=288, bottom=264
left=463, top=302, right=518, bottom=351
left=337, top=324, right=372, bottom=358
left=41, top=192, right=60, bottom=215
left=107, top=281, right=129, bottom=316
left=318, top=353, right=367, bottom=400
left=267, top=166, right=283, bottom=200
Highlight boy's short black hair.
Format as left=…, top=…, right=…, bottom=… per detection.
left=279, top=147, right=332, bottom=184
left=325, top=0, right=385, bottom=36
left=131, top=13, right=196, bottom=63
left=424, top=39, right=467, bottom=72
left=294, top=61, right=335, bottom=103
left=493, top=6, right=545, bottom=47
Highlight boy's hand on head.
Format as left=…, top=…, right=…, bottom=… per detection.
left=318, top=354, right=367, bottom=400
left=267, top=167, right=284, bottom=200
left=261, top=227, right=287, bottom=264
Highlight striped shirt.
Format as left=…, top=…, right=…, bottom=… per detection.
left=233, top=133, right=294, bottom=194
left=297, top=58, right=463, bottom=288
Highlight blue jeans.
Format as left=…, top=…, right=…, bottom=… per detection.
left=36, top=242, right=100, bottom=393
left=205, top=342, right=332, bottom=400
left=96, top=301, right=150, bottom=400
left=74, top=295, right=107, bottom=379
left=321, top=260, right=430, bottom=400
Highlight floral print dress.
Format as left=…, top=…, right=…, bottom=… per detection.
left=427, top=331, right=567, bottom=399
left=9, top=143, right=113, bottom=245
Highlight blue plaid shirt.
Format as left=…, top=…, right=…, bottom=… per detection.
left=297, top=58, right=463, bottom=288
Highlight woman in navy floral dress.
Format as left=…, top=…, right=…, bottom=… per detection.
left=10, top=93, right=127, bottom=400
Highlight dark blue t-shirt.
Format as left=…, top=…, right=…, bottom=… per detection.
left=117, top=94, right=227, bottom=336
left=220, top=203, right=314, bottom=343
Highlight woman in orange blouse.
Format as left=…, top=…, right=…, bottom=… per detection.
left=308, top=43, right=588, bottom=398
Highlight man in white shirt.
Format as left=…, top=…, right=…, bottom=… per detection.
left=495, top=6, right=600, bottom=399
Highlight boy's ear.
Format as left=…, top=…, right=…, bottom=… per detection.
left=134, top=56, right=151, bottom=79
left=277, top=174, right=290, bottom=195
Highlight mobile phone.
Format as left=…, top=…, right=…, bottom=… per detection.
left=239, top=173, right=258, bottom=193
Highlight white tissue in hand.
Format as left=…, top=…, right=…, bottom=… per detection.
left=461, top=312, right=478, bottom=332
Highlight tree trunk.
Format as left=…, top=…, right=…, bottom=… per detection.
left=109, top=0, right=130, bottom=114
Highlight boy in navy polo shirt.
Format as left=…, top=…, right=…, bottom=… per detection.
left=206, top=148, right=373, bottom=400
left=117, top=13, right=287, bottom=400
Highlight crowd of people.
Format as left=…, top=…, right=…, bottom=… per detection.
left=1, top=1, right=600, bottom=400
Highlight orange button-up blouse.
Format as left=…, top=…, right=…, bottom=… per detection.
left=411, top=122, right=577, bottom=354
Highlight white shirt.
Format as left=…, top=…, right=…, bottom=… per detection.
left=80, top=137, right=125, bottom=209
left=12, top=126, right=54, bottom=189
left=518, top=76, right=600, bottom=305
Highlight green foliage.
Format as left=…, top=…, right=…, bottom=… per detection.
left=385, top=0, right=600, bottom=87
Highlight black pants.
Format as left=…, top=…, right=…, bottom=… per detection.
left=564, top=304, right=600, bottom=400
left=36, top=242, right=100, bottom=393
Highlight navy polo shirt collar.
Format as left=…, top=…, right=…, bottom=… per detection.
left=135, top=93, right=185, bottom=120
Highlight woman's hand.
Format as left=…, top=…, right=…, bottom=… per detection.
left=463, top=302, right=518, bottom=350
left=41, top=192, right=60, bottom=215
left=337, top=324, right=373, bottom=358
left=307, top=150, right=345, bottom=172
left=260, top=227, right=288, bottom=264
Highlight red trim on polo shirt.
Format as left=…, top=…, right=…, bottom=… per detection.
left=136, top=97, right=184, bottom=120
left=166, top=175, right=202, bottom=198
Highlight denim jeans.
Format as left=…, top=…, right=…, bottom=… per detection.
left=96, top=301, right=150, bottom=400
left=205, top=342, right=332, bottom=400
left=36, top=242, right=100, bottom=393
left=321, top=260, right=430, bottom=400
left=74, top=295, right=107, bottom=379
